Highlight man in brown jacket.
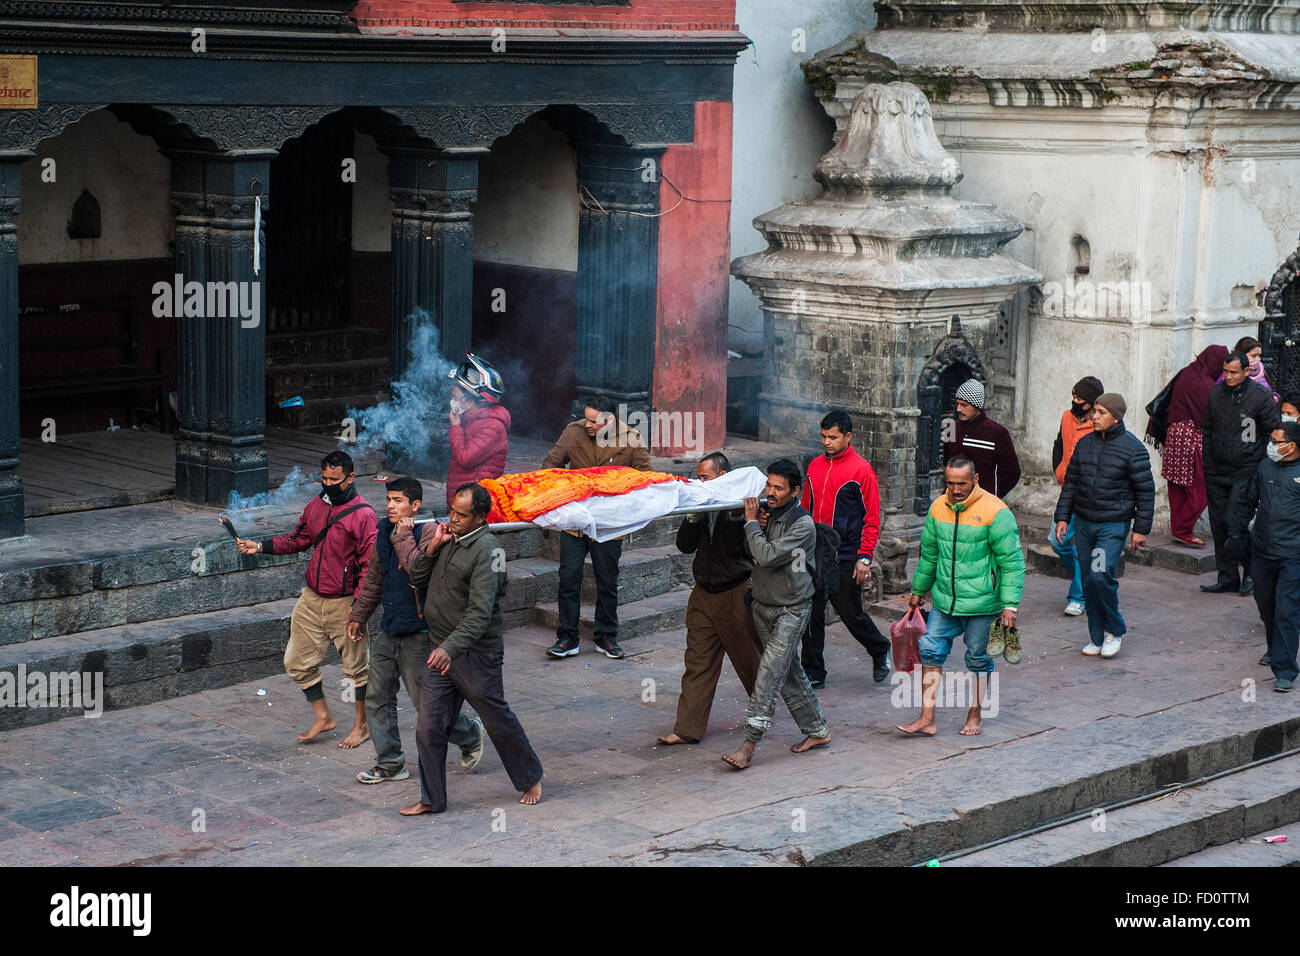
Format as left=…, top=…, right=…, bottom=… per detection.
left=657, top=452, right=763, bottom=745
left=542, top=401, right=651, bottom=660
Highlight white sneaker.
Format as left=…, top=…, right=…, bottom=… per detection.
left=1064, top=601, right=1085, bottom=617
left=1081, top=641, right=1102, bottom=656
left=1100, top=633, right=1123, bottom=658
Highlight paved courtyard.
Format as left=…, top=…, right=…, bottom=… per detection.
left=0, top=554, right=1293, bottom=866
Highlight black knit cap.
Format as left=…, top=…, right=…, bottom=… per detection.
left=1073, top=376, right=1104, bottom=405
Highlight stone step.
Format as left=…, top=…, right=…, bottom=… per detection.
left=1018, top=518, right=1215, bottom=575
left=1, top=521, right=687, bottom=643
left=503, top=545, right=692, bottom=619
left=1026, top=543, right=1128, bottom=579
left=945, top=754, right=1300, bottom=867
left=0, top=598, right=297, bottom=731
left=267, top=357, right=389, bottom=402
left=790, top=693, right=1300, bottom=866
left=1161, top=818, right=1300, bottom=866
left=531, top=589, right=690, bottom=642
left=266, top=327, right=388, bottom=364
left=1, top=524, right=549, bottom=641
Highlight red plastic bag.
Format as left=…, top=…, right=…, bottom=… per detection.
left=890, top=606, right=926, bottom=673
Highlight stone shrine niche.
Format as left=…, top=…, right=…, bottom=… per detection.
left=730, top=82, right=1038, bottom=538
left=914, top=316, right=988, bottom=516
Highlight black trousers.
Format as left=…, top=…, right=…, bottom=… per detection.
left=1251, top=554, right=1300, bottom=683
left=557, top=532, right=622, bottom=641
left=800, top=558, right=891, bottom=683
left=1205, top=470, right=1254, bottom=588
left=415, top=647, right=543, bottom=812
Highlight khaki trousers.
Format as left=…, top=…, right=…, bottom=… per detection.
left=284, top=586, right=369, bottom=691
left=672, top=582, right=763, bottom=742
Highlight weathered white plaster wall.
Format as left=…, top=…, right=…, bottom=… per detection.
left=474, top=115, right=579, bottom=272
left=18, top=109, right=170, bottom=264
left=728, top=0, right=875, bottom=354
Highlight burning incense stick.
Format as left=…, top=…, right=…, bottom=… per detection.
left=217, top=512, right=242, bottom=541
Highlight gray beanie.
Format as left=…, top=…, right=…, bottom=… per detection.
left=1095, top=392, right=1127, bottom=420
left=955, top=379, right=986, bottom=410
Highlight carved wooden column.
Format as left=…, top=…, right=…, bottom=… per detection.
left=574, top=142, right=664, bottom=418
left=170, top=150, right=272, bottom=505
left=0, top=152, right=30, bottom=538
left=387, top=147, right=483, bottom=381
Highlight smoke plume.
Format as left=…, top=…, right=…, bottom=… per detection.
left=226, top=465, right=319, bottom=513
left=346, top=310, right=455, bottom=474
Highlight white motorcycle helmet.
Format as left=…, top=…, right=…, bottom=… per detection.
left=449, top=352, right=504, bottom=405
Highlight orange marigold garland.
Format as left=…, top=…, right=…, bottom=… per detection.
left=480, top=466, right=684, bottom=524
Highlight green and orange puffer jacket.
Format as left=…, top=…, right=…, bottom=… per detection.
left=912, top=485, right=1025, bottom=617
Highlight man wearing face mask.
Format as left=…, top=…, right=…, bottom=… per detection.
left=1049, top=377, right=1103, bottom=616
left=1279, top=392, right=1300, bottom=424
left=1227, top=422, right=1300, bottom=691
left=237, top=450, right=378, bottom=748
left=1201, top=351, right=1280, bottom=596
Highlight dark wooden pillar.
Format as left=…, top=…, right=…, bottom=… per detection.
left=387, top=147, right=482, bottom=381
left=574, top=142, right=664, bottom=419
left=0, top=152, right=30, bottom=538
left=170, top=150, right=271, bottom=506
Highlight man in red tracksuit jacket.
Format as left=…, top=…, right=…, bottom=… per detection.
left=237, top=450, right=378, bottom=749
left=800, top=410, right=892, bottom=687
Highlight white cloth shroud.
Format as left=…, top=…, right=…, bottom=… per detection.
left=531, top=466, right=768, bottom=542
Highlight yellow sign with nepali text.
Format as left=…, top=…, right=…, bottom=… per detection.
left=0, top=56, right=37, bottom=109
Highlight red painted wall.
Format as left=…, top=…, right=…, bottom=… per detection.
left=653, top=99, right=731, bottom=455
left=351, top=0, right=737, bottom=30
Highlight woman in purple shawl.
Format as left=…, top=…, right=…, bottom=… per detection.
left=1164, top=345, right=1229, bottom=546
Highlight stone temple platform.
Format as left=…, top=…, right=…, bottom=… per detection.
left=0, top=541, right=1296, bottom=866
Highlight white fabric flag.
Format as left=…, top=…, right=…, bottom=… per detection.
left=531, top=465, right=768, bottom=542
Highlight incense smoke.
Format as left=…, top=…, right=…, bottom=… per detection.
left=346, top=310, right=456, bottom=474
left=226, top=465, right=320, bottom=513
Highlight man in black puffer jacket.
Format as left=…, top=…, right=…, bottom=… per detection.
left=1201, top=350, right=1281, bottom=595
left=1054, top=393, right=1155, bottom=659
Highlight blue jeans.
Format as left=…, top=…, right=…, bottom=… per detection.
left=918, top=607, right=996, bottom=673
left=1048, top=514, right=1085, bottom=605
left=744, top=601, right=829, bottom=744
left=1073, top=517, right=1130, bottom=646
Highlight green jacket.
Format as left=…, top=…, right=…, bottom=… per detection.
left=401, top=523, right=506, bottom=660
left=912, top=485, right=1024, bottom=616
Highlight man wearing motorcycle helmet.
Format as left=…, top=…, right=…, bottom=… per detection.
left=446, top=352, right=511, bottom=511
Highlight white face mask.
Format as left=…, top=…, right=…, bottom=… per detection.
left=1283, top=415, right=1298, bottom=424
left=450, top=398, right=465, bottom=415
left=1267, top=441, right=1291, bottom=463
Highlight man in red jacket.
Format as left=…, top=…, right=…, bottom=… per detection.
left=237, top=450, right=378, bottom=748
left=942, top=379, right=1022, bottom=499
left=800, top=410, right=892, bottom=687
left=446, top=353, right=510, bottom=511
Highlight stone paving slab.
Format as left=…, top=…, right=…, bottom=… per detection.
left=0, top=557, right=1296, bottom=866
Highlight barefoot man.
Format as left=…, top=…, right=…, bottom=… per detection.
left=237, top=450, right=377, bottom=748
left=897, top=456, right=1023, bottom=738
left=723, top=459, right=830, bottom=770
left=657, top=452, right=763, bottom=746
left=394, top=483, right=543, bottom=814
